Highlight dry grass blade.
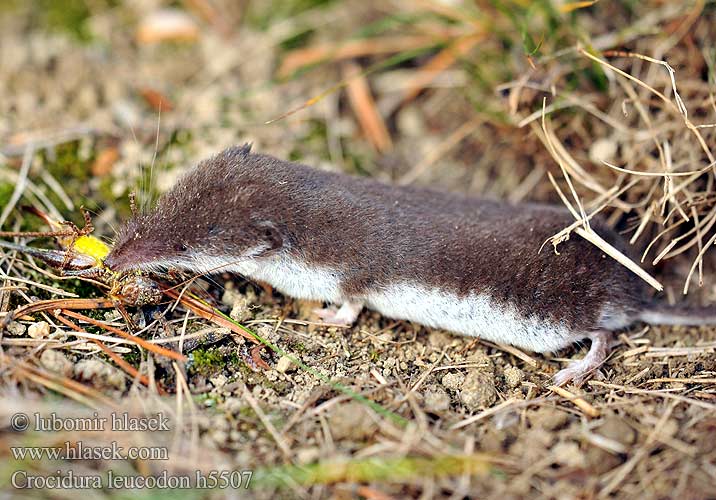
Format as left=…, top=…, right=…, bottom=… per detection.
left=548, top=385, right=600, bottom=418
left=61, top=309, right=186, bottom=362
left=580, top=47, right=715, bottom=164
left=450, top=399, right=519, bottom=430
left=540, top=100, right=663, bottom=291
left=53, top=311, right=159, bottom=392
left=241, top=382, right=293, bottom=460
left=278, top=36, right=444, bottom=78
left=13, top=363, right=116, bottom=408
left=2, top=297, right=117, bottom=324
left=0, top=145, right=33, bottom=227
left=399, top=119, right=482, bottom=185
left=343, top=62, right=393, bottom=153
left=402, top=32, right=484, bottom=103
left=163, top=287, right=260, bottom=345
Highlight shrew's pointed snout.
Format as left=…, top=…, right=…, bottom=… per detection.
left=103, top=243, right=142, bottom=272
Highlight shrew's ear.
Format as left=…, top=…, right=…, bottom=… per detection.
left=253, top=220, right=284, bottom=254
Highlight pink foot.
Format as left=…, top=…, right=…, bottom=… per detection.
left=554, top=330, right=612, bottom=386
left=313, top=300, right=364, bottom=326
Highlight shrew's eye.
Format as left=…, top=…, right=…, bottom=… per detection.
left=174, top=242, right=188, bottom=252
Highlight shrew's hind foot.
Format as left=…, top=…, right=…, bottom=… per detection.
left=553, top=330, right=612, bottom=386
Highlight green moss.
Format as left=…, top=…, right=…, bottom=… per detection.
left=280, top=28, right=315, bottom=51
left=191, top=347, right=225, bottom=374
left=0, top=181, right=13, bottom=209
left=44, top=141, right=91, bottom=183
left=23, top=0, right=121, bottom=43
left=33, top=0, right=96, bottom=42
left=247, top=0, right=337, bottom=31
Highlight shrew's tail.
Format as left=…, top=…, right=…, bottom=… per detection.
left=639, top=303, right=716, bottom=326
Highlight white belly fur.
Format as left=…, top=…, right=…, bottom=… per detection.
left=366, top=283, right=574, bottom=353
left=152, top=253, right=575, bottom=353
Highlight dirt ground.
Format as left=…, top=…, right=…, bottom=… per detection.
left=1, top=1, right=716, bottom=498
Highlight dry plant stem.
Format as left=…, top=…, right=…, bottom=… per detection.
left=660, top=206, right=716, bottom=262
left=241, top=382, right=293, bottom=460
left=162, top=287, right=260, bottom=345
left=343, top=61, right=393, bottom=153
left=401, top=32, right=484, bottom=103
left=399, top=118, right=482, bottom=185
left=61, top=309, right=186, bottom=362
left=541, top=100, right=589, bottom=224
left=277, top=35, right=446, bottom=77
left=450, top=399, right=519, bottom=430
left=171, top=361, right=200, bottom=468
left=0, top=145, right=33, bottom=227
left=548, top=385, right=600, bottom=418
left=3, top=297, right=117, bottom=325
left=580, top=48, right=714, bottom=164
left=541, top=110, right=663, bottom=290
left=53, top=311, right=159, bottom=392
left=14, top=363, right=116, bottom=408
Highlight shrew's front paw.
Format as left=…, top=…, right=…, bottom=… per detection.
left=312, top=301, right=364, bottom=326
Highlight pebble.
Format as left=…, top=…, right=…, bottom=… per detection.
left=5, top=321, right=26, bottom=336
left=40, top=350, right=74, bottom=377
left=441, top=372, right=465, bottom=390
left=589, top=137, right=618, bottom=163
left=275, top=355, right=296, bottom=373
left=424, top=386, right=451, bottom=412
left=598, top=416, right=636, bottom=446
left=296, top=447, right=320, bottom=464
left=503, top=365, right=524, bottom=388
left=74, top=359, right=126, bottom=391
left=531, top=407, right=570, bottom=431
left=328, top=402, right=377, bottom=440
left=459, top=371, right=497, bottom=410
left=552, top=441, right=585, bottom=467
left=28, top=321, right=50, bottom=339
left=428, top=331, right=453, bottom=347
left=230, top=295, right=253, bottom=323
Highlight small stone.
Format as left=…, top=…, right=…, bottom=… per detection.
left=136, top=9, right=200, bottom=45
left=552, top=441, right=585, bottom=467
left=441, top=372, right=465, bottom=390
left=221, top=283, right=241, bottom=307
left=503, top=365, right=524, bottom=388
left=377, top=332, right=393, bottom=343
left=223, top=398, right=243, bottom=414
left=428, top=331, right=453, bottom=347
left=210, top=374, right=228, bottom=389
left=6, top=321, right=26, bottom=336
left=28, top=321, right=50, bottom=339
left=424, top=386, right=450, bottom=412
left=40, top=350, right=73, bottom=377
left=328, top=402, right=377, bottom=440
left=589, top=138, right=618, bottom=163
left=459, top=371, right=497, bottom=410
left=598, top=416, right=636, bottom=446
left=275, top=355, right=296, bottom=373
left=531, top=407, right=570, bottom=431
left=396, top=107, right=425, bottom=137
left=296, top=447, right=320, bottom=464
left=229, top=295, right=253, bottom=323
left=74, top=359, right=125, bottom=391
left=465, top=350, right=493, bottom=371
